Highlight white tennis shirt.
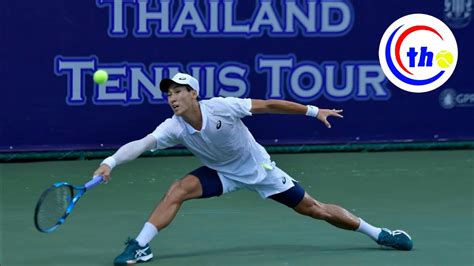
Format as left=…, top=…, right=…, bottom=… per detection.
left=149, top=97, right=272, bottom=184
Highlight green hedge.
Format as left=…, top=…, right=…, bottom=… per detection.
left=1, top=141, right=473, bottom=162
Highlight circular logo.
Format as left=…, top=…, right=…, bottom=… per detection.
left=379, top=14, right=458, bottom=93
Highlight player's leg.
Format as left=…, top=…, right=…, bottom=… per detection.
left=291, top=191, right=413, bottom=250
left=114, top=166, right=224, bottom=265
left=264, top=168, right=360, bottom=230
left=268, top=182, right=359, bottom=230
left=147, top=173, right=206, bottom=230
left=266, top=169, right=412, bottom=251
left=293, top=191, right=360, bottom=230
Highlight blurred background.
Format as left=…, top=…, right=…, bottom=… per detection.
left=2, top=0, right=473, bottom=157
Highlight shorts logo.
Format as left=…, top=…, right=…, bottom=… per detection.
left=282, top=176, right=287, bottom=184
left=378, top=14, right=458, bottom=93
left=216, top=120, right=222, bottom=129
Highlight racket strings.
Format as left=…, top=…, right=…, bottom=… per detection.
left=36, top=186, right=73, bottom=230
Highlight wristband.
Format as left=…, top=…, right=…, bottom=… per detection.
left=101, top=156, right=117, bottom=170
left=305, top=105, right=319, bottom=117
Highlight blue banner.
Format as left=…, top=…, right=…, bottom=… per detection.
left=3, top=0, right=474, bottom=152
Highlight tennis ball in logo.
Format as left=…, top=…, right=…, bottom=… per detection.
left=93, top=70, right=108, bottom=84
left=435, top=50, right=454, bottom=69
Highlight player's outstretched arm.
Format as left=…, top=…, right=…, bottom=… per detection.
left=250, top=99, right=343, bottom=128
left=93, top=135, right=156, bottom=183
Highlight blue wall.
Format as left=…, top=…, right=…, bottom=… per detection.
left=3, top=0, right=473, bottom=152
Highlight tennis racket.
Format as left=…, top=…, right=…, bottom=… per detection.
left=34, top=175, right=103, bottom=233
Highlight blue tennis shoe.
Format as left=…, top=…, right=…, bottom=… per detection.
left=114, top=238, right=153, bottom=265
left=377, top=228, right=413, bottom=250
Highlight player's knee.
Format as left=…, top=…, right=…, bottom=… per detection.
left=311, top=203, right=332, bottom=220
left=166, top=177, right=201, bottom=203
left=297, top=199, right=329, bottom=220
left=165, top=180, right=188, bottom=203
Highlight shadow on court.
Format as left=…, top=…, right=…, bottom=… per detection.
left=157, top=244, right=388, bottom=260
left=1, top=150, right=472, bottom=265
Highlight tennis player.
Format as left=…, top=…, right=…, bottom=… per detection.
left=94, top=73, right=413, bottom=265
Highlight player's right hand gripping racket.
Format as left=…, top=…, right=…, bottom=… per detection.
left=34, top=175, right=103, bottom=233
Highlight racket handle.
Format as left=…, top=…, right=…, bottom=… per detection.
left=85, top=175, right=103, bottom=190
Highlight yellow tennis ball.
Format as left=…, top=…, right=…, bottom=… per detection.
left=435, top=50, right=454, bottom=69
left=93, top=70, right=108, bottom=84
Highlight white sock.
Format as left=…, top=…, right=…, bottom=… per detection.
left=135, top=222, right=158, bottom=247
left=356, top=218, right=382, bottom=241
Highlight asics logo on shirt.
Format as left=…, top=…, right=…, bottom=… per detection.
left=179, top=77, right=186, bottom=80
left=216, top=120, right=222, bottom=129
left=282, top=176, right=287, bottom=184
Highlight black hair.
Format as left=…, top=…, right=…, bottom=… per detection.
left=168, top=83, right=200, bottom=100
left=168, top=83, right=193, bottom=92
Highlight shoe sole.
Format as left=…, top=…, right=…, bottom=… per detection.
left=138, top=254, right=153, bottom=262
left=114, top=254, right=153, bottom=265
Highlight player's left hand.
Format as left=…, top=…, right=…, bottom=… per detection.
left=316, top=109, right=343, bottom=128
left=93, top=164, right=112, bottom=184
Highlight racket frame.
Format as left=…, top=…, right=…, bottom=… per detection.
left=34, top=176, right=102, bottom=233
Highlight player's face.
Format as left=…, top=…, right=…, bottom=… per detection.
left=167, top=86, right=197, bottom=115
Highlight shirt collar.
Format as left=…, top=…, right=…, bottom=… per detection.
left=178, top=102, right=207, bottom=134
